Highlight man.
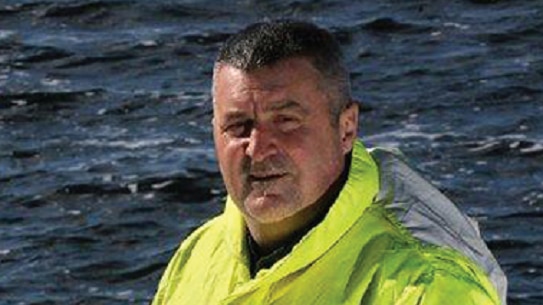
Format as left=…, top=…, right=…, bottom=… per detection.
left=152, top=20, right=507, bottom=305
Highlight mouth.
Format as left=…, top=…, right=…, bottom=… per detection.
left=248, top=173, right=288, bottom=183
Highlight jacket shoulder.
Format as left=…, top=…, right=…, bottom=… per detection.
left=368, top=147, right=506, bottom=304
left=152, top=215, right=226, bottom=305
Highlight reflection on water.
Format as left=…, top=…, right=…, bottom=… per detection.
left=1, top=1, right=542, bottom=304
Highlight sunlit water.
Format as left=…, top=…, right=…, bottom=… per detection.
left=1, top=1, right=542, bottom=304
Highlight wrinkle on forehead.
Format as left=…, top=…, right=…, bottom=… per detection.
left=212, top=57, right=334, bottom=127
left=212, top=57, right=323, bottom=101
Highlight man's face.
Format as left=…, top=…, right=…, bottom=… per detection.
left=212, top=57, right=351, bottom=225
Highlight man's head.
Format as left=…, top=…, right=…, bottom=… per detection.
left=211, top=20, right=359, bottom=234
left=214, top=20, right=351, bottom=123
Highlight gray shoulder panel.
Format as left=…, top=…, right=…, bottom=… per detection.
left=370, top=147, right=507, bottom=305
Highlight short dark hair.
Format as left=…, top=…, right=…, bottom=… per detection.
left=214, top=20, right=351, bottom=123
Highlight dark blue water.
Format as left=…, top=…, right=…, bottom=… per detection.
left=1, top=1, right=542, bottom=304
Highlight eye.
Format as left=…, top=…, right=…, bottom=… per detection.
left=224, top=120, right=253, bottom=138
left=275, top=115, right=301, bottom=132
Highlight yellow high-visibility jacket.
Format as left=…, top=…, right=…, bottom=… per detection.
left=152, top=140, right=507, bottom=305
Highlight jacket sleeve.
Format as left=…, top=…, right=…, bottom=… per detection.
left=150, top=224, right=212, bottom=305
left=151, top=248, right=181, bottom=305
left=385, top=269, right=502, bottom=305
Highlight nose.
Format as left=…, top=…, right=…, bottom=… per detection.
left=245, top=125, right=278, bottom=162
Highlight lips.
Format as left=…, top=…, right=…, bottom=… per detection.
left=248, top=172, right=287, bottom=183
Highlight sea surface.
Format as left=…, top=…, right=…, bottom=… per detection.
left=0, top=0, right=542, bottom=304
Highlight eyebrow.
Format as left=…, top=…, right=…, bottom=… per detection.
left=265, top=100, right=308, bottom=114
left=220, top=100, right=308, bottom=124
left=222, top=111, right=249, bottom=123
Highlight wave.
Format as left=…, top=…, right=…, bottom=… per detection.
left=467, top=136, right=543, bottom=157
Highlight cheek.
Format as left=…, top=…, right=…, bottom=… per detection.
left=214, top=135, right=233, bottom=176
left=215, top=138, right=246, bottom=177
left=214, top=136, right=227, bottom=168
left=287, top=131, right=344, bottom=181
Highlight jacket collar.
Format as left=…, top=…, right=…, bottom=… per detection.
left=222, top=139, right=379, bottom=282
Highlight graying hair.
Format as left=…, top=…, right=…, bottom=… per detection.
left=214, top=20, right=352, bottom=123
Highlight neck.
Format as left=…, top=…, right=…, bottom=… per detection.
left=246, top=155, right=351, bottom=255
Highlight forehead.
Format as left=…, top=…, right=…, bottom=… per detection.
left=212, top=57, right=324, bottom=102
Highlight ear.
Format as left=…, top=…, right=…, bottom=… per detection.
left=339, top=100, right=359, bottom=154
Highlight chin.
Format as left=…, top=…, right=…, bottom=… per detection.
left=244, top=194, right=298, bottom=224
